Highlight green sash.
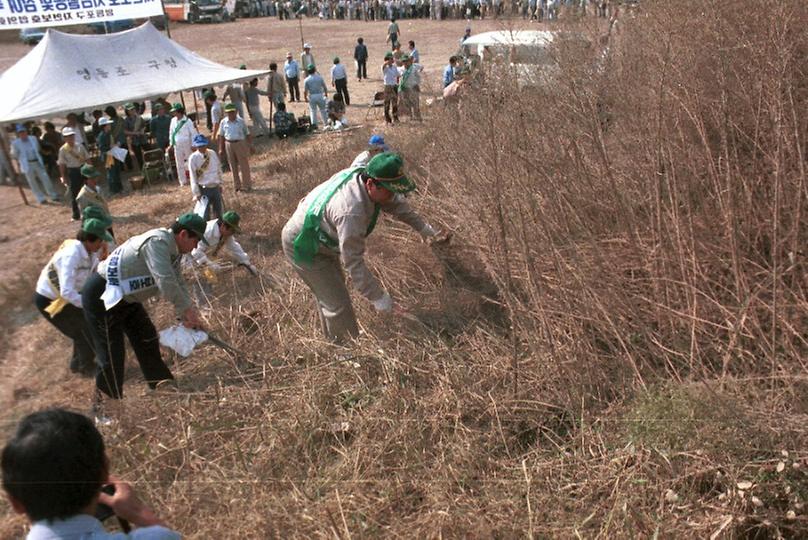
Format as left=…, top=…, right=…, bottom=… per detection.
left=293, top=168, right=380, bottom=267
left=170, top=118, right=188, bottom=146
left=398, top=66, right=412, bottom=92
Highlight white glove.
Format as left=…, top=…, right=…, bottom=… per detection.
left=208, top=262, right=223, bottom=272
left=246, top=264, right=258, bottom=275
left=371, top=292, right=393, bottom=313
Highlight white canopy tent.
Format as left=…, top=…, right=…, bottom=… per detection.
left=462, top=30, right=556, bottom=48
left=0, top=22, right=269, bottom=124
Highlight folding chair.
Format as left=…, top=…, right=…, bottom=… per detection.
left=365, top=90, right=385, bottom=121
left=141, top=148, right=167, bottom=187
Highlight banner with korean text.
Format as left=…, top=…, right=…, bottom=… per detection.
left=0, top=0, right=163, bottom=30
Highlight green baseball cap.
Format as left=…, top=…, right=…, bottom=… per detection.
left=400, top=53, right=410, bottom=61
left=203, top=90, right=216, bottom=99
left=83, top=218, right=114, bottom=242
left=224, top=103, right=237, bottom=112
left=239, top=63, right=247, bottom=69
left=366, top=152, right=416, bottom=194
left=176, top=213, right=208, bottom=242
left=333, top=56, right=340, bottom=63
left=80, top=164, right=101, bottom=179
left=222, top=210, right=241, bottom=233
left=124, top=102, right=136, bottom=110
left=384, top=51, right=394, bottom=59
left=306, top=63, right=316, bottom=71
left=170, top=102, right=184, bottom=112
left=82, top=205, right=112, bottom=228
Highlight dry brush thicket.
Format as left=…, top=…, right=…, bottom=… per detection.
left=3, top=2, right=806, bottom=538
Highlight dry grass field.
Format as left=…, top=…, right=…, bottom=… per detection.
left=0, top=2, right=807, bottom=538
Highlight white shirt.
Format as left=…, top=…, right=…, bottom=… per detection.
left=331, top=63, right=347, bottom=81
left=190, top=219, right=250, bottom=267
left=35, top=239, right=98, bottom=308
left=350, top=150, right=373, bottom=168
left=382, top=64, right=399, bottom=85
left=210, top=101, right=223, bottom=126
left=10, top=136, right=44, bottom=173
left=409, top=48, right=420, bottom=63
left=67, top=123, right=86, bottom=146
left=27, top=514, right=179, bottom=540
left=168, top=115, right=198, bottom=148
left=188, top=149, right=222, bottom=196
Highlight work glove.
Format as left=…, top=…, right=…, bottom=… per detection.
left=246, top=264, right=258, bottom=276
left=372, top=292, right=393, bottom=313
left=208, top=262, right=223, bottom=273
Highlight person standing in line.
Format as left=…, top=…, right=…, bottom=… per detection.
left=407, top=40, right=420, bottom=63
left=300, top=43, right=316, bottom=74
left=224, top=66, right=247, bottom=119
left=205, top=91, right=224, bottom=141
left=281, top=152, right=443, bottom=343
left=10, top=124, right=61, bottom=204
left=218, top=104, right=254, bottom=192
left=382, top=52, right=400, bottom=124
left=188, top=134, right=224, bottom=220
left=123, top=103, right=146, bottom=171
left=245, top=79, right=270, bottom=136
left=284, top=52, right=301, bottom=102
left=64, top=113, right=87, bottom=149
left=331, top=57, right=351, bottom=105
left=149, top=103, right=172, bottom=150
left=96, top=118, right=123, bottom=195
left=57, top=127, right=91, bottom=220
left=82, top=213, right=207, bottom=408
left=354, top=37, right=369, bottom=81
left=167, top=103, right=199, bottom=187
left=267, top=62, right=287, bottom=106
left=303, top=64, right=329, bottom=129
left=33, top=218, right=111, bottom=377
left=398, top=53, right=423, bottom=121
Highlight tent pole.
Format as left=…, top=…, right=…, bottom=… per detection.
left=161, top=0, right=173, bottom=39
left=0, top=127, right=30, bottom=206
left=192, top=90, right=200, bottom=128
left=298, top=15, right=304, bottom=50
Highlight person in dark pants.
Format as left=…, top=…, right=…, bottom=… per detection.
left=57, top=127, right=91, bottom=220
left=284, top=52, right=301, bottom=102
left=82, top=214, right=207, bottom=413
left=34, top=218, right=111, bottom=376
left=97, top=118, right=122, bottom=194
left=331, top=57, right=351, bottom=105
left=354, top=37, right=368, bottom=80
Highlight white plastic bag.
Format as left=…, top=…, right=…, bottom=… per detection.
left=193, top=196, right=209, bottom=218
left=159, top=325, right=208, bottom=357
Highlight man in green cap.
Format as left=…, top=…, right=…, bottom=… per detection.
left=189, top=210, right=256, bottom=275
left=398, top=53, right=423, bottom=121
left=33, top=218, right=112, bottom=376
left=75, top=164, right=109, bottom=217
left=167, top=103, right=199, bottom=186
left=282, top=152, right=444, bottom=342
left=82, top=213, right=207, bottom=409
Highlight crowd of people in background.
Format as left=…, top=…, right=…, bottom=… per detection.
left=268, top=0, right=617, bottom=21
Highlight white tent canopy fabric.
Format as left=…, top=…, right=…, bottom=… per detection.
left=0, top=22, right=269, bottom=124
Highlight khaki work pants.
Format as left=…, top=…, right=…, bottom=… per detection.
left=281, top=223, right=359, bottom=343
left=224, top=139, right=252, bottom=190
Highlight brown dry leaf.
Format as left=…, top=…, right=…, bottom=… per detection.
left=776, top=461, right=786, bottom=473
left=737, top=481, right=753, bottom=490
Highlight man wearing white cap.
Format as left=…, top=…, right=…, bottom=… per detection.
left=284, top=52, right=301, bottom=102
left=58, top=127, right=92, bottom=220
left=300, top=43, right=316, bottom=74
